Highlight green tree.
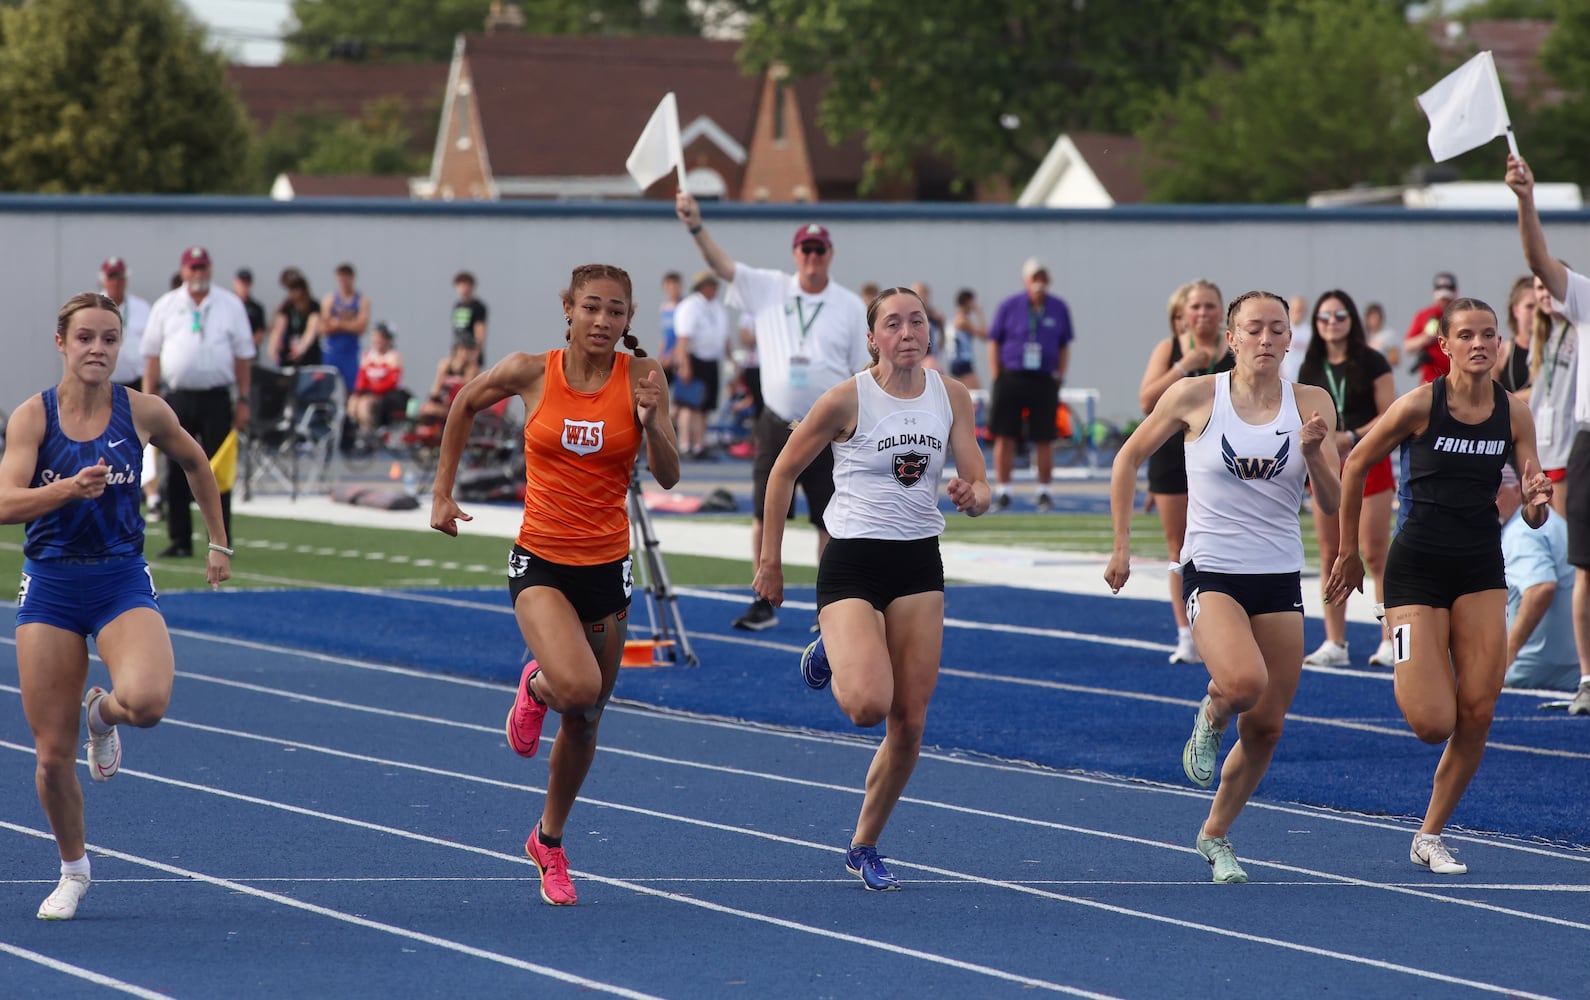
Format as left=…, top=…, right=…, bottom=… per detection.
left=285, top=0, right=706, bottom=63
left=738, top=0, right=1273, bottom=193
left=1528, top=0, right=1590, bottom=188
left=1138, top=0, right=1439, bottom=203
left=0, top=0, right=251, bottom=193
left=247, top=96, right=429, bottom=191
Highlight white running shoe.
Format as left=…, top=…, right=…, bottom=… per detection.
left=37, top=874, right=90, bottom=920
left=1368, top=639, right=1395, bottom=666
left=83, top=686, right=121, bottom=783
left=1303, top=640, right=1350, bottom=666
left=1182, top=696, right=1225, bottom=788
left=1410, top=834, right=1467, bottom=875
left=1169, top=635, right=1201, bottom=664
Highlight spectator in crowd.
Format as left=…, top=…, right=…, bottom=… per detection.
left=1509, top=153, right=1590, bottom=717
left=734, top=311, right=762, bottom=421
left=860, top=282, right=881, bottom=305
left=912, top=281, right=945, bottom=371
left=321, top=262, right=371, bottom=394
left=98, top=258, right=150, bottom=390
left=1496, top=276, right=1536, bottom=395
left=347, top=322, right=404, bottom=440
left=658, top=270, right=683, bottom=380
left=451, top=271, right=489, bottom=366
left=418, top=342, right=481, bottom=425
left=676, top=191, right=869, bottom=632
left=1364, top=302, right=1400, bottom=368
left=1404, top=272, right=1458, bottom=384
left=1296, top=290, right=1396, bottom=668
left=947, top=288, right=987, bottom=390
left=1498, top=463, right=1579, bottom=691
left=141, top=245, right=254, bottom=558
left=987, top=257, right=1074, bottom=512
left=674, top=270, right=733, bottom=459
left=233, top=268, right=267, bottom=351
left=266, top=274, right=322, bottom=369
left=1280, top=295, right=1311, bottom=382
left=1139, top=280, right=1232, bottom=664
left=1528, top=270, right=1575, bottom=517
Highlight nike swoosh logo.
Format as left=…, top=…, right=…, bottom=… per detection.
left=1292, top=602, right=1304, bottom=608
left=108, top=438, right=127, bottom=448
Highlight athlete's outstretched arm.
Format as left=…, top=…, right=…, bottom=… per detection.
left=1294, top=384, right=1341, bottom=518
left=0, top=396, right=111, bottom=525
left=1103, top=377, right=1204, bottom=593
left=1326, top=387, right=1427, bottom=603
left=431, top=352, right=539, bottom=536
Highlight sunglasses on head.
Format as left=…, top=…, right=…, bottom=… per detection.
left=1317, top=309, right=1350, bottom=322
left=798, top=243, right=829, bottom=256
left=1434, top=283, right=1455, bottom=292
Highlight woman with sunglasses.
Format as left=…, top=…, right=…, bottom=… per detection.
left=1296, top=291, right=1397, bottom=667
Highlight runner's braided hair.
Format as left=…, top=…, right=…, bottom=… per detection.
left=561, top=263, right=647, bottom=357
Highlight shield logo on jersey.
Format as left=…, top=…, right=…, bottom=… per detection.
left=561, top=419, right=605, bottom=456
left=892, top=450, right=930, bottom=487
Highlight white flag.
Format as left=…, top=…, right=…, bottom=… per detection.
left=625, top=92, right=685, bottom=192
left=1416, top=51, right=1516, bottom=162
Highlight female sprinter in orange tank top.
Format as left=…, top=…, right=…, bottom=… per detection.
left=430, top=263, right=679, bottom=906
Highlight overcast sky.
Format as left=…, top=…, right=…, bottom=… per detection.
left=185, top=0, right=291, bottom=65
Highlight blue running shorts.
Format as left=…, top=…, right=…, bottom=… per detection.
left=16, top=556, right=160, bottom=637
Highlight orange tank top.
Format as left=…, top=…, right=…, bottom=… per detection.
left=517, top=349, right=639, bottom=564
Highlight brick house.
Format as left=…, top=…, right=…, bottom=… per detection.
left=416, top=32, right=976, bottom=202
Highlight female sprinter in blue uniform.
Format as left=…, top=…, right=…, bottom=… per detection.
left=753, top=286, right=990, bottom=890
left=1327, top=297, right=1553, bottom=875
left=0, top=292, right=231, bottom=919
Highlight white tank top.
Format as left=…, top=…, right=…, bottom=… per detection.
left=823, top=368, right=954, bottom=540
left=1180, top=372, right=1307, bottom=573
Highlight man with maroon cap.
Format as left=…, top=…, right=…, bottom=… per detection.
left=97, top=257, right=150, bottom=389
left=676, top=192, right=869, bottom=631
left=142, top=246, right=255, bottom=557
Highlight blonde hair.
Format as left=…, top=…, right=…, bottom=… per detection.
left=57, top=291, right=121, bottom=338
left=1166, top=283, right=1191, bottom=337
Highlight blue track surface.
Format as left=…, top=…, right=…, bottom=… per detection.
left=3, top=583, right=1587, bottom=998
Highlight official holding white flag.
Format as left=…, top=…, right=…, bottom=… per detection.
left=626, top=92, right=685, bottom=192
left=1417, top=51, right=1518, bottom=162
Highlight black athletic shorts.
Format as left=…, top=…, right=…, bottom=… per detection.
left=507, top=545, right=632, bottom=623
left=816, top=536, right=944, bottom=612
left=752, top=407, right=834, bottom=529
left=684, top=356, right=721, bottom=413
left=1181, top=560, right=1303, bottom=620
left=949, top=359, right=975, bottom=378
left=1382, top=536, right=1505, bottom=610
left=989, top=370, right=1059, bottom=443
left=1566, top=430, right=1590, bottom=567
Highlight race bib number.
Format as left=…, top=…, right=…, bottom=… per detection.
left=1536, top=402, right=1555, bottom=448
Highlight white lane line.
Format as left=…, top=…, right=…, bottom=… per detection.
left=0, top=807, right=1106, bottom=998
left=0, top=943, right=170, bottom=999
left=9, top=701, right=1583, bottom=936
left=0, top=823, right=666, bottom=1000
left=0, top=745, right=1555, bottom=999
left=1, top=639, right=1584, bottom=866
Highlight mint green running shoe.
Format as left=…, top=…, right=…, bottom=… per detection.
left=1196, top=834, right=1249, bottom=884
left=1182, top=695, right=1225, bottom=788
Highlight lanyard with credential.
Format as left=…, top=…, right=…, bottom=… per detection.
left=1542, top=324, right=1571, bottom=392
left=1322, top=362, right=1348, bottom=426
left=794, top=296, right=824, bottom=346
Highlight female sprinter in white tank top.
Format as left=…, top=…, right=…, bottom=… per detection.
left=1105, top=291, right=1342, bottom=883
left=754, top=286, right=990, bottom=891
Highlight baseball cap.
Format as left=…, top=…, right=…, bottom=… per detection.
left=1022, top=257, right=1049, bottom=281
left=180, top=245, right=211, bottom=268
left=235, top=267, right=254, bottom=282
left=374, top=320, right=395, bottom=340
left=100, top=257, right=126, bottom=277
left=1433, top=271, right=1457, bottom=295
left=792, top=223, right=832, bottom=249
left=691, top=269, right=719, bottom=291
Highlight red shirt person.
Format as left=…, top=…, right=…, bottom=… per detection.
left=1404, top=272, right=1458, bottom=384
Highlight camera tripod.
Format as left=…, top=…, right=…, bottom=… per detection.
left=628, top=467, right=698, bottom=666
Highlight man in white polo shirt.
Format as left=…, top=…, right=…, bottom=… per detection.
left=99, top=257, right=151, bottom=389
left=676, top=191, right=869, bottom=631
left=142, top=245, right=256, bottom=558
left=674, top=270, right=733, bottom=459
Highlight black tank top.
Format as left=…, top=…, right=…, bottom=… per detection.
left=1499, top=342, right=1530, bottom=393
left=1397, top=377, right=1511, bottom=556
left=1147, top=336, right=1236, bottom=490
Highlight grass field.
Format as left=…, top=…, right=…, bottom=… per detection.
left=0, top=506, right=1322, bottom=596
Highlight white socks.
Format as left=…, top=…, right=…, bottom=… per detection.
left=61, top=856, right=90, bottom=879
left=87, top=697, right=112, bottom=736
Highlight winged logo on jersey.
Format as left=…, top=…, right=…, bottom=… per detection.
left=892, top=450, right=930, bottom=487
left=1221, top=434, right=1289, bottom=481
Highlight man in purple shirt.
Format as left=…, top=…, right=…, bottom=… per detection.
left=987, top=257, right=1074, bottom=510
